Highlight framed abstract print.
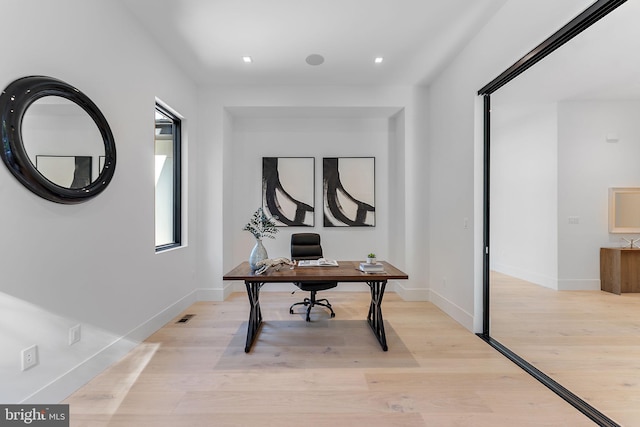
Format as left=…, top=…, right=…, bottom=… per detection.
left=323, top=157, right=375, bottom=227
left=262, top=157, right=314, bottom=226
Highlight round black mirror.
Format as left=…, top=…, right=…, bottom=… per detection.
left=0, top=76, right=116, bottom=204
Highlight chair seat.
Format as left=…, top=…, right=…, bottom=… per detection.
left=294, top=281, right=338, bottom=292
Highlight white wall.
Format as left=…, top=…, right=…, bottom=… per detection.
left=196, top=86, right=429, bottom=300
left=427, top=0, right=594, bottom=331
left=558, top=100, right=640, bottom=289
left=0, top=0, right=198, bottom=403
left=490, top=103, right=559, bottom=289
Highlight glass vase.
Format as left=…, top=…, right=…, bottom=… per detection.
left=249, top=238, right=268, bottom=270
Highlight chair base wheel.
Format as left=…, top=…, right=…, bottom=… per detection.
left=289, top=291, right=335, bottom=321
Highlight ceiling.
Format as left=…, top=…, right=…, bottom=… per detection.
left=118, top=0, right=506, bottom=87
left=493, top=0, right=640, bottom=108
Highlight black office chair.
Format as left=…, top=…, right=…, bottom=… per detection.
left=290, top=233, right=337, bottom=322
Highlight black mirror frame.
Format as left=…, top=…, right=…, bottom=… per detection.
left=0, top=75, right=116, bottom=204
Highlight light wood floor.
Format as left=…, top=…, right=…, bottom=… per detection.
left=65, top=291, right=596, bottom=426
left=491, top=271, right=640, bottom=427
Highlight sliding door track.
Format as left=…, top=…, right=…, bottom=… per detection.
left=477, top=334, right=619, bottom=427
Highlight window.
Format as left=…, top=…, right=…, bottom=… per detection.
left=155, top=104, right=181, bottom=251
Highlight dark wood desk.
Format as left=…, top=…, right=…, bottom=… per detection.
left=223, top=261, right=408, bottom=353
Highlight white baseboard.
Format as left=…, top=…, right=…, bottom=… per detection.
left=492, top=263, right=558, bottom=290
left=210, top=281, right=377, bottom=296
left=557, top=278, right=600, bottom=291
left=492, top=263, right=601, bottom=291
left=428, top=289, right=474, bottom=332
left=393, top=280, right=429, bottom=301
left=197, top=282, right=236, bottom=301
left=201, top=281, right=429, bottom=302
left=394, top=282, right=474, bottom=333
left=23, top=290, right=198, bottom=404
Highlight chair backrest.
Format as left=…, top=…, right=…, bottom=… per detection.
left=291, top=233, right=323, bottom=260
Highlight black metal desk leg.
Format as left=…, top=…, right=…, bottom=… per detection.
left=244, top=281, right=264, bottom=353
left=367, top=280, right=388, bottom=351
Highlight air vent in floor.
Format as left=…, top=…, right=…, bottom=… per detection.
left=176, top=314, right=195, bottom=324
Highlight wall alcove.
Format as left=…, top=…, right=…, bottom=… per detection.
left=221, top=106, right=406, bottom=293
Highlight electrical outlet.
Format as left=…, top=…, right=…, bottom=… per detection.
left=69, top=324, right=81, bottom=346
left=21, top=345, right=38, bottom=371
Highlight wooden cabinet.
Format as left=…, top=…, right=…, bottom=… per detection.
left=600, top=247, right=640, bottom=294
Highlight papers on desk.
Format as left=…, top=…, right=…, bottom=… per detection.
left=359, top=262, right=385, bottom=273
left=297, top=258, right=339, bottom=267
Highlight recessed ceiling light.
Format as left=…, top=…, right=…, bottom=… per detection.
left=242, top=56, right=253, bottom=63
left=374, top=57, right=384, bottom=64
left=305, top=54, right=325, bottom=66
